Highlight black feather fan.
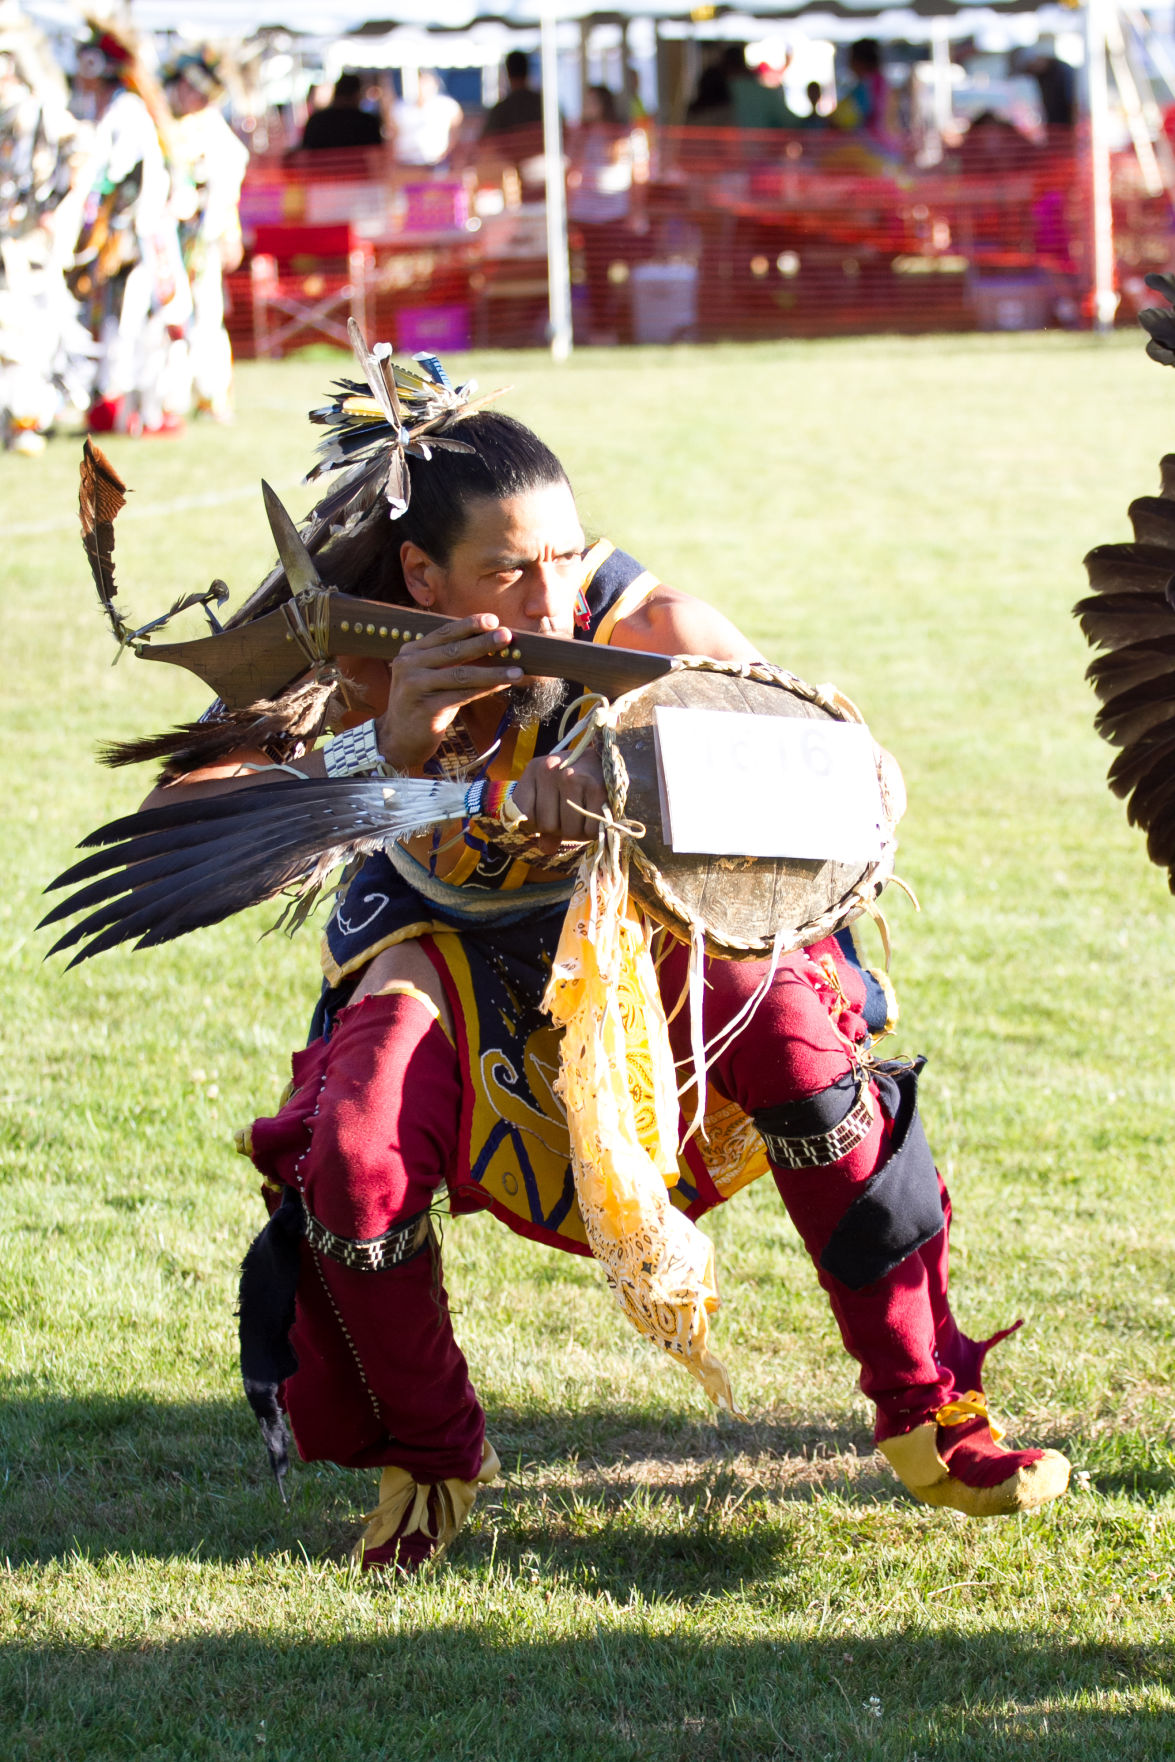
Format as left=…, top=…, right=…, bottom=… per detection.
left=39, top=775, right=506, bottom=966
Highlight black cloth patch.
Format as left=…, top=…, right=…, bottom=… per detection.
left=752, top=1069, right=859, bottom=1142
left=834, top=928, right=890, bottom=1036
left=238, top=1186, right=305, bottom=1498
left=818, top=1057, right=944, bottom=1292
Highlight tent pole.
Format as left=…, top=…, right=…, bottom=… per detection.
left=930, top=21, right=953, bottom=150
left=1086, top=0, right=1118, bottom=332
left=1105, top=3, right=1163, bottom=195
left=540, top=2, right=573, bottom=360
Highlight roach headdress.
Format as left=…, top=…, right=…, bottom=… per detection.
left=303, top=317, right=497, bottom=528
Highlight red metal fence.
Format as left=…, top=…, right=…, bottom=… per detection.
left=224, top=125, right=1175, bottom=357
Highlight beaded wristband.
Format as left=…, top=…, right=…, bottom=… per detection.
left=321, top=719, right=388, bottom=779
left=464, top=779, right=525, bottom=825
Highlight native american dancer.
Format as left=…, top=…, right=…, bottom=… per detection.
left=0, top=4, right=93, bottom=452
left=63, top=26, right=189, bottom=437
left=164, top=47, right=248, bottom=425
left=47, top=336, right=1070, bottom=1572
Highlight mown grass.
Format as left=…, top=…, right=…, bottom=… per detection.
left=2, top=333, right=1175, bottom=1760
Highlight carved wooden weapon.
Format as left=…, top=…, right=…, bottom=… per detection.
left=80, top=452, right=674, bottom=708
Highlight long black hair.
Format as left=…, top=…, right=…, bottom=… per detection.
left=316, top=409, right=571, bottom=608
left=366, top=410, right=570, bottom=602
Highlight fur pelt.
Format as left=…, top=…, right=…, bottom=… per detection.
left=100, top=675, right=342, bottom=782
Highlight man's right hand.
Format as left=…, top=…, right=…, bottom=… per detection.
left=375, top=614, right=522, bottom=771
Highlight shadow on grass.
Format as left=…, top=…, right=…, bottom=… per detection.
left=0, top=1386, right=900, bottom=1573
left=1, top=1629, right=1173, bottom=1762
left=1, top=1387, right=1162, bottom=1581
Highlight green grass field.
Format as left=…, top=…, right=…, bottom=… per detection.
left=3, top=333, right=1175, bottom=1761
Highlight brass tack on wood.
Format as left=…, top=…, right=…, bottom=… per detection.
left=378, top=626, right=387, bottom=638
left=340, top=619, right=350, bottom=632
left=511, top=648, right=522, bottom=660
left=390, top=627, right=399, bottom=639
left=366, top=623, right=375, bottom=635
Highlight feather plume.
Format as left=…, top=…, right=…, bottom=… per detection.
left=79, top=437, right=129, bottom=643
left=1141, top=273, right=1175, bottom=366
left=40, top=776, right=518, bottom=966
left=98, top=675, right=341, bottom=782
left=1127, top=496, right=1175, bottom=548
left=1073, top=590, right=1175, bottom=648
left=1106, top=728, right=1175, bottom=799
left=1094, top=671, right=1175, bottom=746
left=1086, top=634, right=1175, bottom=692
left=1083, top=543, right=1175, bottom=596
left=302, top=319, right=496, bottom=528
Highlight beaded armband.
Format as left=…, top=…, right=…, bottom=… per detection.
left=305, top=1207, right=431, bottom=1272
left=756, top=1080, right=875, bottom=1169
left=321, top=719, right=388, bottom=779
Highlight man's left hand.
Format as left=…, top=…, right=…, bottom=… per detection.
left=511, top=749, right=606, bottom=855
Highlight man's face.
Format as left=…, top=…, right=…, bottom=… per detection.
left=421, top=481, right=586, bottom=638
left=407, top=480, right=586, bottom=726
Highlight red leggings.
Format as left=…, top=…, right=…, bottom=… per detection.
left=249, top=937, right=971, bottom=1480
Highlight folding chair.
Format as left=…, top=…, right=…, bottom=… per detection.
left=250, top=224, right=374, bottom=358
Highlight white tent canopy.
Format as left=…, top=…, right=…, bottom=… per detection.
left=101, top=0, right=1161, bottom=31
left=50, top=0, right=1163, bottom=348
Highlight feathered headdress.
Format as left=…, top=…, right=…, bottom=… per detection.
left=302, top=318, right=500, bottom=529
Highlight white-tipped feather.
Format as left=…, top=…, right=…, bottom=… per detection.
left=364, top=775, right=491, bottom=840
left=41, top=776, right=520, bottom=966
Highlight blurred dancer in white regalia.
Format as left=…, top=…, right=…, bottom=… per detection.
left=0, top=2, right=94, bottom=454
left=63, top=24, right=190, bottom=436
left=165, top=47, right=248, bottom=424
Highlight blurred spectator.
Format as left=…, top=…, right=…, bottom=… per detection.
left=956, top=108, right=1031, bottom=174
left=728, top=47, right=800, bottom=130
left=389, top=70, right=462, bottom=168
left=622, top=61, right=647, bottom=123
left=166, top=47, right=248, bottom=424
left=833, top=39, right=901, bottom=155
left=301, top=73, right=382, bottom=150
left=568, top=84, right=648, bottom=341
left=1026, top=54, right=1075, bottom=130
left=480, top=50, right=542, bottom=139
left=685, top=55, right=734, bottom=127
left=802, top=78, right=828, bottom=129
left=0, top=14, right=91, bottom=453
left=479, top=49, right=549, bottom=199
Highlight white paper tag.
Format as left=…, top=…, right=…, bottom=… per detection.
left=653, top=707, right=884, bottom=863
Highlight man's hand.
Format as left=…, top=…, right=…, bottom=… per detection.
left=376, top=614, right=521, bottom=770
left=511, top=748, right=606, bottom=855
